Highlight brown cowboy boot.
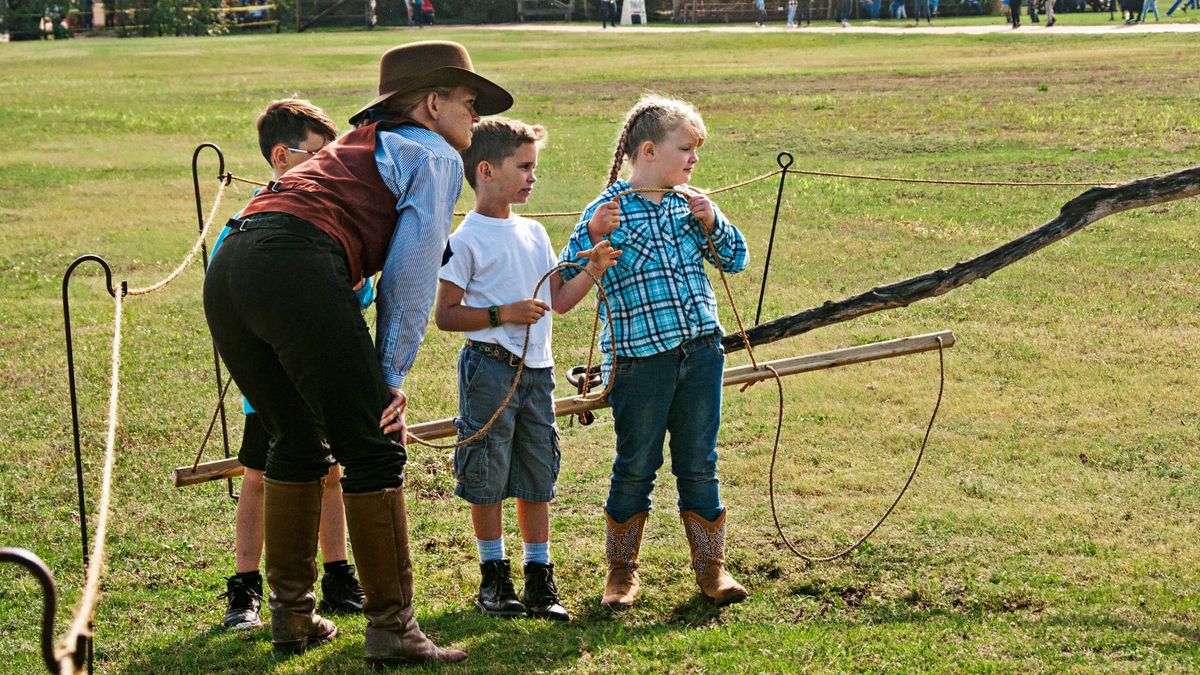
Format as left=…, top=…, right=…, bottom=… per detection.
left=343, top=486, right=467, bottom=666
left=680, top=510, right=748, bottom=606
left=602, top=510, right=647, bottom=610
left=263, top=478, right=338, bottom=653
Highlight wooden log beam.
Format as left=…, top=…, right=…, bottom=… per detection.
left=172, top=330, right=954, bottom=487
left=722, top=164, right=1200, bottom=353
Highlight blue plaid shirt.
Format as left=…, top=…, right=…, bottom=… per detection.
left=559, top=180, right=749, bottom=367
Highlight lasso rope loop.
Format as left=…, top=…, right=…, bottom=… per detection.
left=614, top=183, right=944, bottom=563
left=769, top=336, right=946, bottom=563
left=406, top=261, right=616, bottom=450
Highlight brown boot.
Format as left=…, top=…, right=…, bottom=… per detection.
left=263, top=478, right=338, bottom=653
left=343, top=486, right=466, bottom=665
left=680, top=510, right=748, bottom=606
left=601, top=510, right=647, bottom=610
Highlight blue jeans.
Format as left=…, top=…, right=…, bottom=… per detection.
left=604, top=334, right=725, bottom=524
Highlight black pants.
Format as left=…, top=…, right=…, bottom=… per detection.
left=1011, top=0, right=1021, bottom=22
left=203, top=213, right=405, bottom=493
left=601, top=1, right=617, bottom=26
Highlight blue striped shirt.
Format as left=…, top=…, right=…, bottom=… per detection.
left=559, top=180, right=749, bottom=368
left=374, top=124, right=465, bottom=390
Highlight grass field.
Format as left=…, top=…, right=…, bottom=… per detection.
left=2, top=26, right=1199, bottom=673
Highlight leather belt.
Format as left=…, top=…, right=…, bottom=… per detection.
left=466, top=339, right=522, bottom=368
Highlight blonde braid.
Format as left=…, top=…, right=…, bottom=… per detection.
left=606, top=116, right=634, bottom=187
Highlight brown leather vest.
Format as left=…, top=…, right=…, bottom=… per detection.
left=239, top=121, right=400, bottom=284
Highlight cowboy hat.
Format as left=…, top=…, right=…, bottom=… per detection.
left=349, top=41, right=513, bottom=125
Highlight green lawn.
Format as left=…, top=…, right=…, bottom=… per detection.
left=1, top=27, right=1198, bottom=673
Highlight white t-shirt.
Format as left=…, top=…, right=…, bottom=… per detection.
left=438, top=210, right=557, bottom=368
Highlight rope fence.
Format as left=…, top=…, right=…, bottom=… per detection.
left=222, top=165, right=1115, bottom=221
left=39, top=150, right=1145, bottom=672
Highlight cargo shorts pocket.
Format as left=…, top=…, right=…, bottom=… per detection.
left=453, top=418, right=489, bottom=486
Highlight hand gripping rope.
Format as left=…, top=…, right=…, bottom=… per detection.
left=404, top=261, right=616, bottom=450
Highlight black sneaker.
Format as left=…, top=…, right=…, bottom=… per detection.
left=219, top=573, right=263, bottom=630
left=319, top=564, right=365, bottom=614
left=476, top=559, right=525, bottom=618
left=522, top=562, right=569, bottom=622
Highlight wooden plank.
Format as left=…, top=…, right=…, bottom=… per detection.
left=172, top=330, right=954, bottom=488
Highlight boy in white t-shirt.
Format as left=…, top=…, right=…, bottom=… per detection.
left=435, top=118, right=619, bottom=621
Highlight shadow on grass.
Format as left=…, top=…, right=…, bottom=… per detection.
left=122, top=592, right=739, bottom=673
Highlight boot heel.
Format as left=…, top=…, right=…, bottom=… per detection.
left=272, top=622, right=337, bottom=654
left=273, top=639, right=307, bottom=654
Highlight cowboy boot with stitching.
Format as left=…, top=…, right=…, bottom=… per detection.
left=264, top=477, right=338, bottom=653
left=343, top=486, right=467, bottom=666
left=680, top=509, right=748, bottom=606
left=602, top=510, right=647, bottom=610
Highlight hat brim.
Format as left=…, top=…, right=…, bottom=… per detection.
left=349, top=66, right=513, bottom=126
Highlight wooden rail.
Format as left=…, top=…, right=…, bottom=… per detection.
left=171, top=330, right=954, bottom=487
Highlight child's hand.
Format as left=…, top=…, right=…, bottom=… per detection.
left=578, top=239, right=622, bottom=277
left=687, top=193, right=716, bottom=233
left=587, top=200, right=620, bottom=241
left=501, top=298, right=550, bottom=325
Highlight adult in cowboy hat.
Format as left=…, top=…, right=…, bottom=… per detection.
left=204, top=41, right=511, bottom=666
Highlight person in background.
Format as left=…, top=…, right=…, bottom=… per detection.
left=601, top=0, right=618, bottom=27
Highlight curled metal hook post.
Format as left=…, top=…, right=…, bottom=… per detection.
left=61, top=254, right=120, bottom=566
left=756, top=152, right=794, bottom=325
left=0, top=548, right=59, bottom=673
left=191, top=143, right=237, bottom=502
left=60, top=254, right=118, bottom=675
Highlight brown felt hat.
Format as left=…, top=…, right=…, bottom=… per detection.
left=349, top=41, right=513, bottom=126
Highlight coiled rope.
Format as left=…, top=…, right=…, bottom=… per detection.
left=638, top=182, right=945, bottom=563
left=405, top=261, right=615, bottom=450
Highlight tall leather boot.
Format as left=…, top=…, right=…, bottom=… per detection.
left=601, top=510, right=647, bottom=610
left=680, top=510, right=748, bottom=606
left=343, top=486, right=467, bottom=666
left=264, top=478, right=338, bottom=653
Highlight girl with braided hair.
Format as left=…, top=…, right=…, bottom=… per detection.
left=557, top=95, right=750, bottom=610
